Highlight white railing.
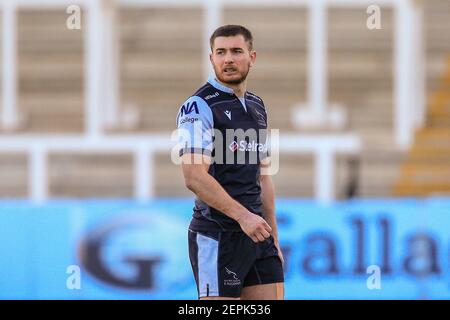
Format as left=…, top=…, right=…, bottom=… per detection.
left=0, top=0, right=424, bottom=203
left=1, top=1, right=19, bottom=130
left=0, top=133, right=361, bottom=204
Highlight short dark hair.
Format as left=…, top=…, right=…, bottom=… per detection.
left=210, top=25, right=253, bottom=51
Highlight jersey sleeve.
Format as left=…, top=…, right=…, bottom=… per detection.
left=176, top=96, right=214, bottom=157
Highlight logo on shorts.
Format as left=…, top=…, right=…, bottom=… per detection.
left=224, top=267, right=241, bottom=286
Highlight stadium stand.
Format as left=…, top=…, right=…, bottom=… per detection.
left=0, top=1, right=447, bottom=199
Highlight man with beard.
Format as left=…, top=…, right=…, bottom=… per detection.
left=176, top=25, right=284, bottom=300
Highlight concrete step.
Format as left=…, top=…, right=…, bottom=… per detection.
left=0, top=154, right=28, bottom=198
left=49, top=153, right=133, bottom=197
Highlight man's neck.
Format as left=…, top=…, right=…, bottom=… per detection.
left=216, top=78, right=247, bottom=97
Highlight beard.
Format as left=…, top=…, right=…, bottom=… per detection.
left=213, top=63, right=251, bottom=85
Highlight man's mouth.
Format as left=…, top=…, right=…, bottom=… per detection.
left=223, top=67, right=237, bottom=74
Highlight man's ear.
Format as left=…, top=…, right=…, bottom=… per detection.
left=250, top=50, right=256, bottom=67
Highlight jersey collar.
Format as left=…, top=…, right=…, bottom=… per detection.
left=207, top=74, right=236, bottom=95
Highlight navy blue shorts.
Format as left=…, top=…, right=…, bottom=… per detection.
left=188, top=229, right=284, bottom=298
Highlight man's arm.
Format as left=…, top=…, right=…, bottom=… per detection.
left=181, top=153, right=272, bottom=243
left=260, top=161, right=284, bottom=265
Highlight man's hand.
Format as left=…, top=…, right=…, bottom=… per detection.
left=236, top=211, right=272, bottom=243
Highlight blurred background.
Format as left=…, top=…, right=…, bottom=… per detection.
left=0, top=0, right=449, bottom=299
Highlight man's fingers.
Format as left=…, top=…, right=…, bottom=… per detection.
left=256, top=233, right=265, bottom=242
left=243, top=215, right=272, bottom=242
left=261, top=229, right=271, bottom=239
left=249, top=229, right=270, bottom=242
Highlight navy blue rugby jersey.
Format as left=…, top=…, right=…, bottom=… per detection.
left=176, top=75, right=270, bottom=231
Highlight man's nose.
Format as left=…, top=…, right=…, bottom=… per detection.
left=224, top=51, right=234, bottom=63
